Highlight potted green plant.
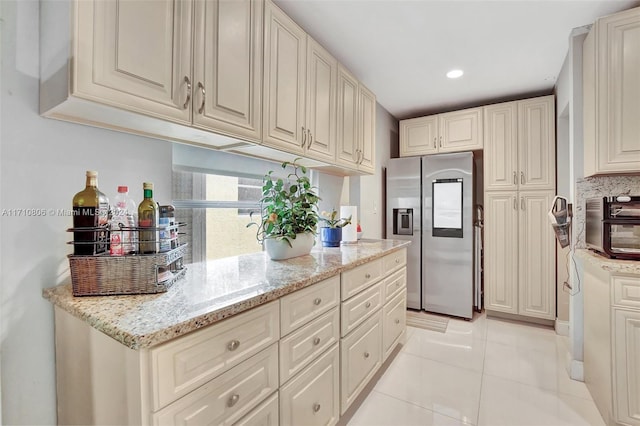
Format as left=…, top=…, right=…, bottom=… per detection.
left=319, top=209, right=352, bottom=247
left=248, top=159, right=320, bottom=260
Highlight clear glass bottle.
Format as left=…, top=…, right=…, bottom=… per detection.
left=72, top=171, right=109, bottom=255
left=138, top=182, right=159, bottom=254
left=110, top=186, right=138, bottom=255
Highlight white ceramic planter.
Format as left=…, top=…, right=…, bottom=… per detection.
left=264, top=232, right=315, bottom=260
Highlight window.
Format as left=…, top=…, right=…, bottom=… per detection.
left=173, top=170, right=264, bottom=262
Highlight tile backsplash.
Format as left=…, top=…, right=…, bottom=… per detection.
left=573, top=175, right=640, bottom=248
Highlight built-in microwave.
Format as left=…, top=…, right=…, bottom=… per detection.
left=586, top=196, right=640, bottom=260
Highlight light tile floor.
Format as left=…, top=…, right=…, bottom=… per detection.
left=348, top=313, right=604, bottom=426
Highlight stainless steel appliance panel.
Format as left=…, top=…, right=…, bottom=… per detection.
left=422, top=152, right=474, bottom=319
left=386, top=157, right=421, bottom=309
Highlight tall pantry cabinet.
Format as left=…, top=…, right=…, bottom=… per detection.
left=483, top=96, right=556, bottom=320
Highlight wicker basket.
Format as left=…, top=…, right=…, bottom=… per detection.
left=68, top=244, right=188, bottom=296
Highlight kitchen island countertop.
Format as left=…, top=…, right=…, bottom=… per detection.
left=43, top=239, right=409, bottom=350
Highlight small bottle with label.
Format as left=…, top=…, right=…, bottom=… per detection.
left=159, top=205, right=177, bottom=251
left=138, top=182, right=159, bottom=254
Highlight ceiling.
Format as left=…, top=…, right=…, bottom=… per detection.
left=274, top=0, right=640, bottom=119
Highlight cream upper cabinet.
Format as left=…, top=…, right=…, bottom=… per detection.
left=399, top=107, right=482, bottom=157
left=484, top=96, right=555, bottom=192
left=484, top=191, right=519, bottom=314
left=263, top=0, right=307, bottom=154
left=336, top=65, right=376, bottom=174
left=399, top=116, right=438, bottom=157
left=584, top=6, right=640, bottom=176
left=74, top=0, right=193, bottom=124
left=438, top=108, right=483, bottom=152
left=358, top=84, right=377, bottom=173
left=483, top=102, right=518, bottom=191
left=484, top=190, right=556, bottom=320
left=305, top=38, right=338, bottom=163
left=517, top=97, right=555, bottom=190
left=192, top=0, right=263, bottom=142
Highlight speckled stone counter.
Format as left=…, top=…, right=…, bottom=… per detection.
left=43, top=239, right=409, bottom=350
left=576, top=249, right=640, bottom=274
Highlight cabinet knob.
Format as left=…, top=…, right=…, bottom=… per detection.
left=197, top=82, right=205, bottom=114
left=365, top=301, right=371, bottom=308
left=364, top=351, right=370, bottom=359
left=182, top=76, right=191, bottom=110
left=313, top=297, right=322, bottom=306
left=395, top=259, right=400, bottom=264
left=396, top=281, right=401, bottom=287
left=313, top=403, right=321, bottom=413
left=365, top=273, right=371, bottom=279
left=227, top=339, right=240, bottom=351
left=227, top=393, right=240, bottom=407
left=313, top=336, right=321, bottom=346
left=395, top=318, right=400, bottom=324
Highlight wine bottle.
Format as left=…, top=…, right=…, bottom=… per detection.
left=72, top=171, right=110, bottom=255
left=138, top=182, right=159, bottom=254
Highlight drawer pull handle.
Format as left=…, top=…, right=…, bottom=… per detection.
left=182, top=76, right=191, bottom=109
left=227, top=393, right=240, bottom=407
left=395, top=318, right=400, bottom=324
left=197, top=82, right=205, bottom=114
left=395, top=259, right=400, bottom=264
left=313, top=297, right=322, bottom=306
left=365, top=301, right=371, bottom=308
left=313, top=337, right=321, bottom=346
left=227, top=340, right=240, bottom=351
left=365, top=273, right=371, bottom=279
left=313, top=403, right=321, bottom=413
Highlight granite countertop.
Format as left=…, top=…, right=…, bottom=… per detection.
left=576, top=249, right=640, bottom=274
left=43, top=239, right=410, bottom=350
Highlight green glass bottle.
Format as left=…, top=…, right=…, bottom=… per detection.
left=72, top=171, right=109, bottom=255
left=138, top=182, right=159, bottom=254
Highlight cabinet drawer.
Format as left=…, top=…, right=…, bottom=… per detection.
left=150, top=301, right=279, bottom=410
left=382, top=268, right=406, bottom=304
left=341, top=259, right=383, bottom=301
left=280, top=344, right=340, bottom=426
left=383, top=289, right=407, bottom=360
left=233, top=392, right=279, bottom=426
left=279, top=307, right=340, bottom=384
left=153, top=344, right=278, bottom=426
left=341, top=282, right=382, bottom=337
left=613, top=275, right=640, bottom=309
left=340, top=310, right=382, bottom=414
left=281, top=275, right=339, bottom=336
left=382, top=249, right=407, bottom=274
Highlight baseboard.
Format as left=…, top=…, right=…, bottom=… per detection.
left=555, top=319, right=570, bottom=336
left=567, top=358, right=584, bottom=381
left=485, top=310, right=555, bottom=328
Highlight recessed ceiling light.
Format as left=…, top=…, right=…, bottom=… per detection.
left=446, top=69, right=464, bottom=79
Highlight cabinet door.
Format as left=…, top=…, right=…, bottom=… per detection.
left=613, top=308, right=640, bottom=425
left=399, top=116, right=438, bottom=157
left=305, top=37, right=337, bottom=163
left=193, top=0, right=263, bottom=142
left=263, top=0, right=306, bottom=154
left=336, top=65, right=360, bottom=169
left=439, top=107, right=483, bottom=152
left=484, top=191, right=518, bottom=315
left=76, top=0, right=192, bottom=124
left=358, top=84, right=376, bottom=174
left=517, top=96, right=555, bottom=191
left=484, top=102, right=518, bottom=191
left=280, top=344, right=340, bottom=426
left=383, top=289, right=406, bottom=361
left=596, top=8, right=640, bottom=174
left=518, top=190, right=555, bottom=320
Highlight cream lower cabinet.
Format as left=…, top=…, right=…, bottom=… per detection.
left=584, top=263, right=640, bottom=426
left=484, top=190, right=556, bottom=320
left=399, top=107, right=483, bottom=157
left=583, top=6, right=640, bottom=176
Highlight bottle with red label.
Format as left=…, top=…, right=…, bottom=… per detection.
left=138, top=182, right=159, bottom=254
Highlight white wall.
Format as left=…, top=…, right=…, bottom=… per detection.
left=1, top=1, right=172, bottom=423
left=352, top=103, right=398, bottom=238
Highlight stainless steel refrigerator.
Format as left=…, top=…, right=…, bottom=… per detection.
left=386, top=152, right=479, bottom=319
